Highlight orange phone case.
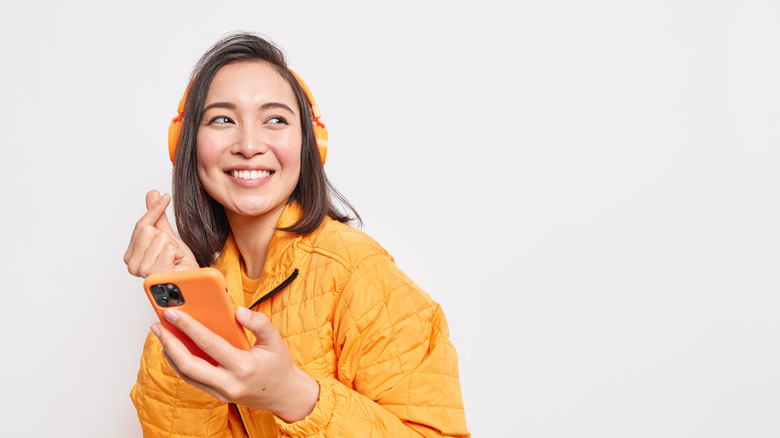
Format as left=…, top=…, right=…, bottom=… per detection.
left=143, top=267, right=251, bottom=365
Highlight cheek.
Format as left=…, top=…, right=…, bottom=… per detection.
left=196, top=133, right=222, bottom=174
left=276, top=133, right=303, bottom=173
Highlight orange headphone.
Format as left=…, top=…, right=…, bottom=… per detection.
left=167, top=68, right=328, bottom=165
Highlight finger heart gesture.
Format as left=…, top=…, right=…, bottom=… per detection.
left=124, top=190, right=199, bottom=278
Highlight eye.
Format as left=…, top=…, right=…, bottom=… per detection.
left=207, top=116, right=234, bottom=125
left=266, top=116, right=288, bottom=125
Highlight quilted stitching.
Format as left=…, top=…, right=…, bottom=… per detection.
left=130, top=204, right=469, bottom=437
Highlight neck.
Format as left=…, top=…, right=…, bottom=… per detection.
left=226, top=203, right=287, bottom=279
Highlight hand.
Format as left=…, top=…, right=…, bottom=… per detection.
left=152, top=307, right=319, bottom=423
left=124, top=190, right=199, bottom=278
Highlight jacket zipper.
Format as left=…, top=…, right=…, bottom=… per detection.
left=233, top=269, right=299, bottom=437
left=233, top=403, right=251, bottom=438
left=249, top=268, right=298, bottom=309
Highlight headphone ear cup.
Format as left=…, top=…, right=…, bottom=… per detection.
left=168, top=118, right=182, bottom=162
left=168, top=89, right=188, bottom=163
left=313, top=124, right=328, bottom=165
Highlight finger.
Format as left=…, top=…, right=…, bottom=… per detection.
left=161, top=349, right=231, bottom=403
left=145, top=190, right=177, bottom=234
left=134, top=190, right=175, bottom=235
left=125, top=224, right=160, bottom=275
left=236, top=307, right=283, bottom=349
left=124, top=222, right=158, bottom=266
left=154, top=323, right=232, bottom=399
left=136, top=232, right=186, bottom=277
left=125, top=223, right=176, bottom=276
left=154, top=321, right=228, bottom=380
left=145, top=189, right=162, bottom=209
left=160, top=347, right=185, bottom=377
left=125, top=191, right=175, bottom=263
left=162, top=309, right=244, bottom=373
left=152, top=322, right=205, bottom=374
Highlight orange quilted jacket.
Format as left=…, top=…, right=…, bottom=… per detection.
left=131, top=203, right=470, bottom=437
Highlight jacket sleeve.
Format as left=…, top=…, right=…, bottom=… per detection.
left=130, top=332, right=235, bottom=438
left=274, top=254, right=470, bottom=437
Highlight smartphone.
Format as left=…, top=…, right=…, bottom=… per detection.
left=143, top=267, right=251, bottom=366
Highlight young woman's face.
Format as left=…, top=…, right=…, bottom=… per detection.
left=196, top=61, right=302, bottom=221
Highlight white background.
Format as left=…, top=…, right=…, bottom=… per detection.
left=1, top=1, right=778, bottom=436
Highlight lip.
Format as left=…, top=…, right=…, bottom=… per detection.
left=225, top=164, right=274, bottom=172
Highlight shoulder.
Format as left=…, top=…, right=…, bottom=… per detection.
left=297, top=216, right=393, bottom=270
left=305, top=220, right=437, bottom=320
left=296, top=217, right=437, bottom=317
left=296, top=217, right=430, bottom=305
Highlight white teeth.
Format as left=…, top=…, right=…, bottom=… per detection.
left=231, top=170, right=271, bottom=180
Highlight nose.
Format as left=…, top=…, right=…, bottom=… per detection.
left=231, top=122, right=268, bottom=158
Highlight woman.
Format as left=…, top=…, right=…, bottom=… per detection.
left=124, top=32, right=469, bottom=437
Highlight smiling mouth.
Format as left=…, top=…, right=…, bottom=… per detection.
left=230, top=170, right=273, bottom=180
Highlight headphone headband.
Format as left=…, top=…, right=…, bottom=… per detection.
left=167, top=67, right=328, bottom=165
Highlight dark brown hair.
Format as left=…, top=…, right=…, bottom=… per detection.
left=172, top=32, right=360, bottom=267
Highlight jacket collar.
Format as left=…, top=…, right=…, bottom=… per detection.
left=214, top=202, right=303, bottom=307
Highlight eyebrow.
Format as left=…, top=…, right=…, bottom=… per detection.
left=201, top=101, right=296, bottom=115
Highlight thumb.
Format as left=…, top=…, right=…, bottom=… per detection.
left=145, top=190, right=176, bottom=234
left=236, top=307, right=282, bottom=349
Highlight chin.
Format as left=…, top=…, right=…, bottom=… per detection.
left=230, top=201, right=285, bottom=218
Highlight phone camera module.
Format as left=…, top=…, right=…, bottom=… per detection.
left=150, top=283, right=185, bottom=308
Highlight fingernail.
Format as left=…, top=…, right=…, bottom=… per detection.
left=163, top=309, right=178, bottom=322
left=150, top=324, right=160, bottom=337
left=236, top=306, right=250, bottom=319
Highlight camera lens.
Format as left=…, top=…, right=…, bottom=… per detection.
left=169, top=290, right=181, bottom=300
